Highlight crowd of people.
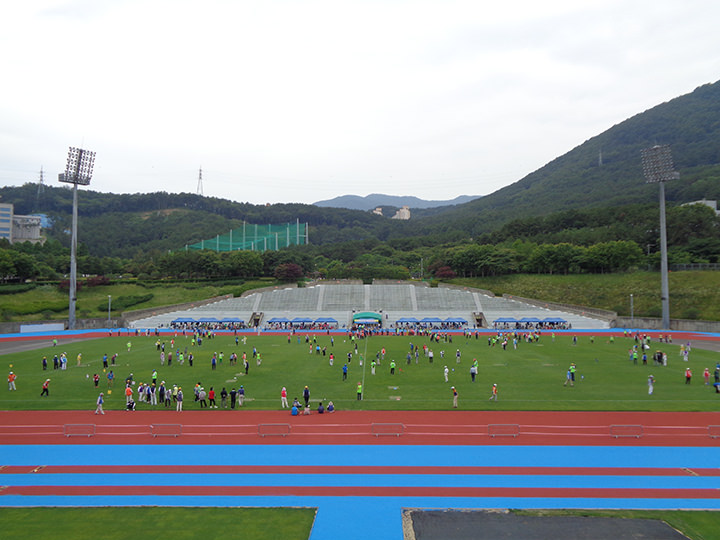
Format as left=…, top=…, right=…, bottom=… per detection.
left=493, top=320, right=572, bottom=331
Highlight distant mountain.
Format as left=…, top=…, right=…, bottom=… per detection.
left=313, top=193, right=481, bottom=211
left=411, top=80, right=720, bottom=236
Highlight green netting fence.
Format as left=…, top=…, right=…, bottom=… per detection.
left=185, top=221, right=308, bottom=253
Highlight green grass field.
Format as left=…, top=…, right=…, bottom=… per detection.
left=0, top=507, right=316, bottom=540
left=1, top=331, right=718, bottom=411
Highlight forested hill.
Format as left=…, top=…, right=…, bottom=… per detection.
left=2, top=80, right=720, bottom=258
left=408, top=80, right=720, bottom=236
left=0, top=184, right=415, bottom=257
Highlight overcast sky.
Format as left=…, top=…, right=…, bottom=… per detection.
left=1, top=0, right=718, bottom=206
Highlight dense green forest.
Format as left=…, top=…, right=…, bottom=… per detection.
left=0, top=200, right=718, bottom=283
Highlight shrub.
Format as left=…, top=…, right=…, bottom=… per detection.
left=84, top=276, right=110, bottom=288
left=0, top=283, right=37, bottom=295
left=98, top=293, right=154, bottom=312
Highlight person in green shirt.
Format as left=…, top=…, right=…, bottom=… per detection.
left=356, top=381, right=362, bottom=400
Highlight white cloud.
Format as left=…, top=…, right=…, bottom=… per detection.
left=1, top=0, right=718, bottom=204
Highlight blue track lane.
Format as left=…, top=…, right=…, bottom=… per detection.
left=2, top=444, right=720, bottom=540
left=2, top=444, right=720, bottom=466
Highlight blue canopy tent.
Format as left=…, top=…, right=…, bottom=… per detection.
left=196, top=317, right=219, bottom=323
left=420, top=317, right=443, bottom=324
left=518, top=317, right=541, bottom=323
left=268, top=317, right=291, bottom=324
left=543, top=317, right=566, bottom=323
left=220, top=317, right=245, bottom=324
left=493, top=317, right=517, bottom=323
left=171, top=317, right=196, bottom=324
left=291, top=317, right=314, bottom=325
left=314, top=317, right=338, bottom=323
left=444, top=317, right=468, bottom=324
left=396, top=317, right=419, bottom=323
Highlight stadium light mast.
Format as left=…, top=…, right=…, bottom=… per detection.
left=59, top=147, right=96, bottom=330
left=641, top=144, right=679, bottom=330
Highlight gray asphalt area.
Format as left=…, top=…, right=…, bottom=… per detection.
left=405, top=510, right=690, bottom=540
left=0, top=337, right=100, bottom=355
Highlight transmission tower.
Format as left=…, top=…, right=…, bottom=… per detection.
left=197, top=167, right=204, bottom=196
left=35, top=166, right=45, bottom=208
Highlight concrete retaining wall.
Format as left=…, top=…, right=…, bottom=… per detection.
left=614, top=316, right=720, bottom=333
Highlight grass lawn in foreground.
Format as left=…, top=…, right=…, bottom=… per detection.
left=1, top=331, right=718, bottom=411
left=0, top=507, right=717, bottom=540
left=0, top=507, right=315, bottom=540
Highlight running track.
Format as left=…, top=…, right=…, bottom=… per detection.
left=2, top=410, right=720, bottom=539
left=2, top=329, right=720, bottom=538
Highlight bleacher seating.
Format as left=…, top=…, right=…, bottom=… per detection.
left=130, top=283, right=610, bottom=330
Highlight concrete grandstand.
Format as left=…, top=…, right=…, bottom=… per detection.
left=130, top=282, right=610, bottom=330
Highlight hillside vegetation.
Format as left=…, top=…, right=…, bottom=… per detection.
left=452, top=271, right=720, bottom=321
left=1, top=272, right=719, bottom=323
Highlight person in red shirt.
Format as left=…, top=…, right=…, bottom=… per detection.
left=685, top=368, right=692, bottom=384
left=40, top=379, right=50, bottom=396
left=208, top=387, right=216, bottom=408
left=8, top=371, right=16, bottom=391
left=281, top=386, right=288, bottom=408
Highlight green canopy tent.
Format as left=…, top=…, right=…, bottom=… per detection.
left=352, top=312, right=382, bottom=325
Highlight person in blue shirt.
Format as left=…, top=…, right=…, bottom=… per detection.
left=291, top=404, right=299, bottom=415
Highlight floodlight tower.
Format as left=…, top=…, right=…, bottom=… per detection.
left=641, top=144, right=679, bottom=330
left=58, top=147, right=96, bottom=330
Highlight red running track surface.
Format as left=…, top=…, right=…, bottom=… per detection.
left=1, top=410, right=719, bottom=446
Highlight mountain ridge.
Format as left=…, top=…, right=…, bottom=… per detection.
left=312, top=193, right=481, bottom=211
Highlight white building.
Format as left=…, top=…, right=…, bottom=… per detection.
left=0, top=203, right=43, bottom=244
left=0, top=203, right=11, bottom=242
left=683, top=199, right=720, bottom=215
left=391, top=205, right=411, bottom=220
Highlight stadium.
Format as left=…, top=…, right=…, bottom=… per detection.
left=129, top=281, right=609, bottom=331
left=1, top=283, right=719, bottom=539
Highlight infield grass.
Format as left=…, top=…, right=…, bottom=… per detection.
left=1, top=331, right=717, bottom=411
